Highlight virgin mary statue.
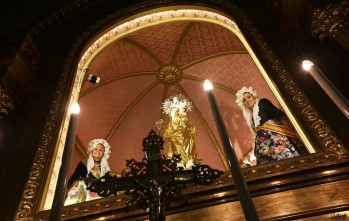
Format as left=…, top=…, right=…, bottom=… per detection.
left=156, top=94, right=199, bottom=168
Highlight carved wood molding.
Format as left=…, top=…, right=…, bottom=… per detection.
left=0, top=84, right=15, bottom=118
left=0, top=34, right=42, bottom=118
left=311, top=0, right=349, bottom=41
left=14, top=35, right=79, bottom=221
left=34, top=167, right=349, bottom=220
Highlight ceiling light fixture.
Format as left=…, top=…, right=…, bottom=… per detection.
left=88, top=74, right=101, bottom=84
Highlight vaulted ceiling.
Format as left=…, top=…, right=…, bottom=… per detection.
left=71, top=19, right=278, bottom=175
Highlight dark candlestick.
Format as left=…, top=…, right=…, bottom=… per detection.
left=203, top=80, right=259, bottom=221
left=302, top=60, right=349, bottom=120
left=50, top=103, right=80, bottom=221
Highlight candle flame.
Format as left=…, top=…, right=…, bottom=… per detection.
left=204, top=80, right=213, bottom=91
left=71, top=102, right=80, bottom=114
left=302, top=60, right=314, bottom=71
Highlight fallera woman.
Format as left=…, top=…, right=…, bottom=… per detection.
left=235, top=86, right=308, bottom=165
left=64, top=139, right=111, bottom=205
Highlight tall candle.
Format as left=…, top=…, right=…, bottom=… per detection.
left=203, top=80, right=259, bottom=221
left=302, top=60, right=349, bottom=120
left=50, top=103, right=80, bottom=221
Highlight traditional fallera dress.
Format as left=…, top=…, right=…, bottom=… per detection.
left=64, top=161, right=103, bottom=205
left=252, top=99, right=307, bottom=164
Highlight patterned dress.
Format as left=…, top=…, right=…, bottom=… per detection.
left=252, top=99, right=307, bottom=164
left=64, top=162, right=102, bottom=205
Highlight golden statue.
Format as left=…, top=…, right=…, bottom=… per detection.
left=156, top=94, right=199, bottom=168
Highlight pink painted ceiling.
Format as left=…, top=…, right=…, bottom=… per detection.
left=71, top=21, right=278, bottom=176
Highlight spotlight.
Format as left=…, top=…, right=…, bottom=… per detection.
left=88, top=74, right=100, bottom=84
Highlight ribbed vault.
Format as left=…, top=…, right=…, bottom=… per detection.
left=70, top=17, right=277, bottom=176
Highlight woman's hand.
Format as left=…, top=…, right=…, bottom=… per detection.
left=281, top=117, right=294, bottom=129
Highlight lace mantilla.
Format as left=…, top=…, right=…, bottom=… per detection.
left=252, top=100, right=261, bottom=127
left=235, top=86, right=261, bottom=133
left=87, top=139, right=111, bottom=177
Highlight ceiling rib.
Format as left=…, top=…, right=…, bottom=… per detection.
left=106, top=80, right=160, bottom=140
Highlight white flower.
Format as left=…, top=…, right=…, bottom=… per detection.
left=185, top=159, right=194, bottom=169
left=177, top=162, right=185, bottom=168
